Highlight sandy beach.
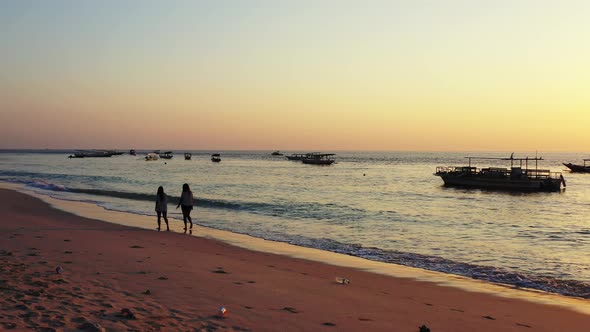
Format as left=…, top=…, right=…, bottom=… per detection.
left=1, top=188, right=589, bottom=331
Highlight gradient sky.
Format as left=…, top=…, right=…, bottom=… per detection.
left=1, top=1, right=589, bottom=151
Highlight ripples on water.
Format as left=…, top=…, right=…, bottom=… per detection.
left=1, top=150, right=590, bottom=298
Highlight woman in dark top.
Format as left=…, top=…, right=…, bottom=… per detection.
left=176, top=183, right=194, bottom=230
left=155, top=186, right=169, bottom=231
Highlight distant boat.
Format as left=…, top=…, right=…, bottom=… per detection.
left=301, top=153, right=336, bottom=165
left=435, top=155, right=565, bottom=192
left=563, top=159, right=590, bottom=173
left=159, top=151, right=173, bottom=159
left=286, top=153, right=309, bottom=161
left=145, top=153, right=159, bottom=161
left=271, top=151, right=283, bottom=156
left=184, top=152, right=192, bottom=160
left=211, top=153, right=221, bottom=162
left=129, top=149, right=136, bottom=156
left=68, top=150, right=113, bottom=158
left=104, top=150, right=124, bottom=156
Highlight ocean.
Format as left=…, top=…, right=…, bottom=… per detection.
left=1, top=150, right=590, bottom=299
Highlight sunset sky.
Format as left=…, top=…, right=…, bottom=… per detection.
left=1, top=1, right=589, bottom=151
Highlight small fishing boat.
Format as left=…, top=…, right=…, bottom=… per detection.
left=301, top=153, right=336, bottom=165
left=435, top=155, right=565, bottom=192
left=563, top=159, right=590, bottom=173
left=184, top=152, right=192, bottom=160
left=145, top=153, right=159, bottom=161
left=129, top=149, right=136, bottom=156
left=211, top=153, right=221, bottom=162
left=68, top=150, right=113, bottom=158
left=271, top=151, right=283, bottom=156
left=104, top=150, right=124, bottom=156
left=159, top=151, right=173, bottom=159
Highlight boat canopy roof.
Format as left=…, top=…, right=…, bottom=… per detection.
left=465, top=156, right=543, bottom=161
left=211, top=153, right=220, bottom=157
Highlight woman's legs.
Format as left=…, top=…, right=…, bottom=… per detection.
left=162, top=211, right=169, bottom=231
left=181, top=206, right=193, bottom=230
left=156, top=211, right=162, bottom=230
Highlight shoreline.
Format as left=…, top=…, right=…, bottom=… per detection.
left=3, top=182, right=590, bottom=313
left=1, top=185, right=590, bottom=330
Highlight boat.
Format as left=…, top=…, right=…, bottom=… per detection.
left=271, top=151, right=283, bottom=156
left=211, top=153, right=221, bottom=162
left=184, top=152, right=192, bottom=160
left=104, top=150, right=124, bottom=156
left=68, top=150, right=113, bottom=158
left=159, top=151, right=173, bottom=159
left=301, top=153, right=336, bottom=165
left=145, top=153, right=159, bottom=161
left=435, top=155, right=566, bottom=192
left=563, top=159, right=590, bottom=173
left=286, top=153, right=309, bottom=161
left=129, top=149, right=136, bottom=156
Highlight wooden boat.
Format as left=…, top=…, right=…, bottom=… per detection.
left=159, top=151, right=173, bottom=159
left=129, top=149, right=136, bottom=156
left=184, top=153, right=192, bottom=160
left=145, top=153, right=159, bottom=161
left=68, top=150, right=113, bottom=158
left=104, top=150, right=124, bottom=156
left=435, top=156, right=565, bottom=192
left=271, top=151, right=283, bottom=156
left=211, top=154, right=221, bottom=162
left=301, top=153, right=336, bottom=165
left=563, top=159, right=590, bottom=173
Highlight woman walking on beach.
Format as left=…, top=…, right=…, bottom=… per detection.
left=177, top=183, right=194, bottom=230
left=155, top=186, right=170, bottom=231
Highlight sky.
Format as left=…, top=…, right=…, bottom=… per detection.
left=1, top=0, right=589, bottom=151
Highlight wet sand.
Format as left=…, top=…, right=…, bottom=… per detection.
left=1, top=187, right=589, bottom=331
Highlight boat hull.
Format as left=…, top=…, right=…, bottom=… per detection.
left=563, top=163, right=590, bottom=173
left=437, top=174, right=562, bottom=192
left=286, top=155, right=304, bottom=161
left=69, top=151, right=113, bottom=158
left=301, top=159, right=335, bottom=165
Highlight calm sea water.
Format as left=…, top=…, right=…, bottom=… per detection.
left=1, top=150, right=590, bottom=298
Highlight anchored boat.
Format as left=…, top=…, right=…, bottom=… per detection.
left=159, top=151, right=173, bottom=159
left=301, top=153, right=336, bottom=165
left=435, top=156, right=565, bottom=192
left=211, top=154, right=221, bottom=162
left=145, top=153, right=159, bottom=161
left=68, top=150, right=114, bottom=158
left=563, top=159, right=590, bottom=173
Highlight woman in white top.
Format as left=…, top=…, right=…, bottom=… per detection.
left=155, top=186, right=169, bottom=231
left=176, top=183, right=194, bottom=230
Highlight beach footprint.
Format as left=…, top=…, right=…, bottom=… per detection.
left=282, top=307, right=299, bottom=314
left=211, top=268, right=229, bottom=274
